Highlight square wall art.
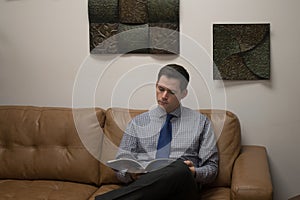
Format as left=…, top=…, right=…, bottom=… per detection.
left=213, top=24, right=270, bottom=80
left=89, top=0, right=180, bottom=54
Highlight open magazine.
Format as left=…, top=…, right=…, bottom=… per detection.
left=106, top=158, right=175, bottom=173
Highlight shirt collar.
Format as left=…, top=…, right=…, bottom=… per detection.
left=153, top=105, right=182, bottom=118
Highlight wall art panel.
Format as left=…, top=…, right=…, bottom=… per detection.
left=213, top=24, right=271, bottom=80
left=88, top=0, right=180, bottom=54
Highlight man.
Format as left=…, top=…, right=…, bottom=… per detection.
left=96, top=64, right=218, bottom=200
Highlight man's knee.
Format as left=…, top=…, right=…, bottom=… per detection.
left=162, top=160, right=199, bottom=199
left=159, top=160, right=195, bottom=183
left=169, top=160, right=193, bottom=176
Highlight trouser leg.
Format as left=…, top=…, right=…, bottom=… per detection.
left=95, top=160, right=199, bottom=200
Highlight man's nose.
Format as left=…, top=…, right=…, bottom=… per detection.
left=162, top=91, right=168, bottom=99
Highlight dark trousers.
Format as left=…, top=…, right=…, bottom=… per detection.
left=95, top=160, right=199, bottom=200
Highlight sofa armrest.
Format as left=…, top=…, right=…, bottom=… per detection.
left=231, top=145, right=273, bottom=200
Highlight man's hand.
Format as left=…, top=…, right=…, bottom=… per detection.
left=129, top=173, right=142, bottom=181
left=184, top=160, right=196, bottom=177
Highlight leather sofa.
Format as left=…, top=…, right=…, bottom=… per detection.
left=0, top=106, right=273, bottom=200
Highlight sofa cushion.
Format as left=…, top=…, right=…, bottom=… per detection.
left=201, top=187, right=231, bottom=199
left=0, top=180, right=98, bottom=200
left=88, top=184, right=122, bottom=200
left=0, top=106, right=106, bottom=186
left=100, top=108, right=241, bottom=187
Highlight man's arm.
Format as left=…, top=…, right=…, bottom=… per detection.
left=194, top=118, right=219, bottom=184
left=115, top=121, right=139, bottom=183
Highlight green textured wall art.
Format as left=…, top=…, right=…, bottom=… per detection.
left=213, top=24, right=270, bottom=80
left=89, top=0, right=179, bottom=54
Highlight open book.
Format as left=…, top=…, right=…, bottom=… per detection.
left=106, top=158, right=175, bottom=173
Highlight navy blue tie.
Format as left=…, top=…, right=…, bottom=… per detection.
left=156, top=114, right=174, bottom=158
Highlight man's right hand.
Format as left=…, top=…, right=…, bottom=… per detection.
left=129, top=173, right=142, bottom=181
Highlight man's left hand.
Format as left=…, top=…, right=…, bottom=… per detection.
left=184, top=160, right=196, bottom=177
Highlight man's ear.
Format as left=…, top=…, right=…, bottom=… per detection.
left=181, top=89, right=188, bottom=99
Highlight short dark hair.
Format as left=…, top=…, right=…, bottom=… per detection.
left=157, top=64, right=189, bottom=91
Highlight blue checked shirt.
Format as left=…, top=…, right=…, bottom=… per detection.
left=116, top=105, right=219, bottom=185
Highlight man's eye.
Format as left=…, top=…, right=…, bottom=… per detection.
left=169, top=91, right=175, bottom=95
left=157, top=86, right=176, bottom=95
left=158, top=87, right=165, bottom=92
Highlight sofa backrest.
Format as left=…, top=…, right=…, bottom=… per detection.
left=99, top=108, right=241, bottom=187
left=0, top=106, right=105, bottom=186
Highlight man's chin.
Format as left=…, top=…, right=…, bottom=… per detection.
left=158, top=103, right=168, bottom=111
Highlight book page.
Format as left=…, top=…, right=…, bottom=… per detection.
left=145, top=158, right=175, bottom=172
left=107, top=158, right=176, bottom=173
left=106, top=158, right=146, bottom=173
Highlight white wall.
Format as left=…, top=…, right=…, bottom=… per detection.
left=1, top=0, right=300, bottom=199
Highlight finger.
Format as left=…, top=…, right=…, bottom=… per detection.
left=184, top=160, right=193, bottom=167
left=184, top=160, right=190, bottom=165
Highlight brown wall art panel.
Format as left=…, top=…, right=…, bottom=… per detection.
left=213, top=24, right=271, bottom=80
left=89, top=0, right=180, bottom=54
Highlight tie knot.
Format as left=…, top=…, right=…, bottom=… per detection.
left=166, top=114, right=174, bottom=122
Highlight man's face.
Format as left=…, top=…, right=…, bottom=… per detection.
left=156, top=75, right=187, bottom=113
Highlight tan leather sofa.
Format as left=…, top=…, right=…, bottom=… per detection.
left=0, top=106, right=273, bottom=200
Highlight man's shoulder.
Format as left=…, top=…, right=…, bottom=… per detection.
left=133, top=110, right=150, bottom=119
left=181, top=107, right=209, bottom=121
left=130, top=110, right=151, bottom=126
